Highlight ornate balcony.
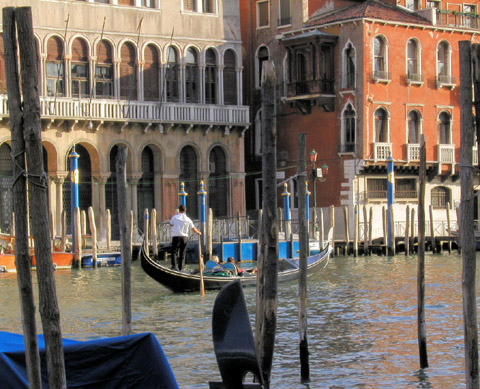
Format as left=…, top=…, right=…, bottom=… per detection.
left=0, top=95, right=250, bottom=133
left=437, top=144, right=455, bottom=164
left=407, top=143, right=420, bottom=162
left=373, top=142, right=392, bottom=162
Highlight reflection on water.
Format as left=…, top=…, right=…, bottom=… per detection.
left=0, top=253, right=473, bottom=388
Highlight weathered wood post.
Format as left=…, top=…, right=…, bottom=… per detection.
left=106, top=209, right=111, bottom=250
left=460, top=40, right=478, bottom=388
left=151, top=208, right=158, bottom=259
left=88, top=207, right=98, bottom=268
left=418, top=134, right=428, bottom=368
left=411, top=208, right=416, bottom=253
left=13, top=7, right=66, bottom=387
left=405, top=205, right=410, bottom=255
left=343, top=206, right=349, bottom=256
left=49, top=210, right=55, bottom=251
left=297, top=133, right=310, bottom=381
left=116, top=146, right=132, bottom=336
left=368, top=206, right=373, bottom=255
left=318, top=208, right=324, bottom=250
left=354, top=205, right=358, bottom=257
left=207, top=208, right=213, bottom=261
left=81, top=209, right=87, bottom=249
left=446, top=202, right=452, bottom=254
left=429, top=205, right=435, bottom=253
left=330, top=205, right=335, bottom=256
left=255, top=60, right=278, bottom=387
left=144, top=208, right=150, bottom=256
left=390, top=207, right=396, bottom=256
left=363, top=206, right=368, bottom=255
left=3, top=7, right=41, bottom=387
left=382, top=206, right=387, bottom=255
left=74, top=207, right=82, bottom=268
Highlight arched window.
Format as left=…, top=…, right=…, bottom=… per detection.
left=205, top=48, right=217, bottom=104
left=0, top=35, right=5, bottom=94
left=407, top=39, right=420, bottom=81
left=95, top=40, right=114, bottom=98
left=208, top=147, right=227, bottom=217
left=144, top=44, right=160, bottom=101
left=437, top=41, right=451, bottom=84
left=296, top=52, right=307, bottom=93
left=165, top=46, right=179, bottom=102
left=375, top=108, right=388, bottom=142
left=63, top=145, right=92, bottom=235
left=180, top=146, right=198, bottom=219
left=257, top=46, right=269, bottom=88
left=46, top=36, right=65, bottom=97
left=431, top=186, right=450, bottom=209
left=373, top=36, right=387, bottom=79
left=408, top=110, right=420, bottom=144
left=120, top=42, right=137, bottom=100
left=438, top=111, right=451, bottom=144
left=223, top=49, right=237, bottom=105
left=138, top=146, right=155, bottom=232
left=185, top=47, right=199, bottom=103
left=344, top=43, right=355, bottom=89
left=71, top=38, right=90, bottom=98
left=342, top=104, right=356, bottom=152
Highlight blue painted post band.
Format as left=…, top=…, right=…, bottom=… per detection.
left=387, top=153, right=394, bottom=249
left=306, top=182, right=311, bottom=224
left=281, top=183, right=290, bottom=222
left=178, top=182, right=187, bottom=206
left=69, top=146, right=80, bottom=256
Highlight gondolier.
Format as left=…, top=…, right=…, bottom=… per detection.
left=170, top=205, right=201, bottom=271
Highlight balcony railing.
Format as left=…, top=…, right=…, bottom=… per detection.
left=287, top=78, right=334, bottom=97
left=407, top=143, right=420, bottom=162
left=406, top=73, right=424, bottom=85
left=372, top=71, right=391, bottom=83
left=436, top=74, right=456, bottom=89
left=0, top=95, right=250, bottom=126
left=438, top=144, right=455, bottom=164
left=435, top=10, right=479, bottom=29
left=373, top=142, right=392, bottom=161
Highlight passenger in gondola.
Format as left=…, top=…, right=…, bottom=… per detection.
left=226, top=257, right=244, bottom=276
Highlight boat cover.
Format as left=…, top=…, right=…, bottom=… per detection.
left=0, top=331, right=178, bottom=388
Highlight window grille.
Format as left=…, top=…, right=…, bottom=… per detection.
left=208, top=147, right=227, bottom=217
left=431, top=186, right=450, bottom=208
left=367, top=178, right=387, bottom=199
left=180, top=146, right=198, bottom=219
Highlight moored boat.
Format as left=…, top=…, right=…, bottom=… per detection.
left=140, top=240, right=332, bottom=293
left=0, top=252, right=74, bottom=273
left=81, top=252, right=122, bottom=268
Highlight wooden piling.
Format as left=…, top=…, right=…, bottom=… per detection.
left=116, top=145, right=132, bottom=336
left=319, top=208, right=324, bottom=250
left=411, top=208, right=416, bottom=254
left=446, top=202, right=452, bottom=253
left=343, top=207, right=349, bottom=255
left=88, top=207, right=97, bottom=268
left=460, top=40, right=478, bottom=387
left=81, top=209, right=87, bottom=249
left=429, top=205, right=435, bottom=253
left=207, top=208, right=213, bottom=261
left=61, top=210, right=66, bottom=251
left=390, top=206, right=396, bottom=256
left=49, top=210, right=55, bottom=251
left=418, top=134, right=428, bottom=368
left=368, top=206, right=373, bottom=254
left=382, top=206, right=387, bottom=255
left=74, top=207, right=82, bottom=268
left=144, top=208, right=150, bottom=257
left=3, top=7, right=42, bottom=386
left=151, top=208, right=158, bottom=259
left=330, top=205, right=335, bottom=256
left=405, top=205, right=410, bottom=256
left=354, top=205, right=358, bottom=257
left=106, top=209, right=111, bottom=251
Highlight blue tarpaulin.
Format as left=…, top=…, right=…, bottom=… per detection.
left=0, top=331, right=178, bottom=388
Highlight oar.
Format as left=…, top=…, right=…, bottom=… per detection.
left=198, top=239, right=205, bottom=297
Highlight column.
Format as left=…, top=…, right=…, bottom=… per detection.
left=93, top=173, right=109, bottom=241
left=179, top=64, right=186, bottom=103
left=53, top=174, right=67, bottom=237
left=128, top=174, right=142, bottom=227
left=237, top=66, right=243, bottom=105
left=218, top=65, right=224, bottom=105
left=199, top=65, right=205, bottom=104
left=137, top=59, right=145, bottom=101
left=114, top=58, right=121, bottom=100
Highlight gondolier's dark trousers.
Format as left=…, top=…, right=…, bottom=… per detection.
left=171, top=236, right=188, bottom=270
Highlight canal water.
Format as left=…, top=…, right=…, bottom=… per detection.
left=0, top=252, right=473, bottom=388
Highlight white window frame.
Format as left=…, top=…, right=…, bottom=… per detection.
left=341, top=101, right=356, bottom=154
left=342, top=40, right=356, bottom=89
left=278, top=0, right=291, bottom=28
left=257, top=0, right=270, bottom=29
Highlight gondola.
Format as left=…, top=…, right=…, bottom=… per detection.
left=140, top=240, right=332, bottom=293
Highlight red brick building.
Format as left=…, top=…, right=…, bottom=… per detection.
left=241, top=0, right=480, bottom=234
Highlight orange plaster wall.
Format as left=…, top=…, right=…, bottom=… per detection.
left=361, top=21, right=480, bottom=164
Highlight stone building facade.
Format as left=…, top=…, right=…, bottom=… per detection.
left=0, top=0, right=249, bottom=239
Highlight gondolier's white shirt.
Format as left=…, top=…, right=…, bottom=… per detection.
left=170, top=213, right=195, bottom=237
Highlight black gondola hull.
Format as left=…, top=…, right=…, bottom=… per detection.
left=140, top=243, right=331, bottom=293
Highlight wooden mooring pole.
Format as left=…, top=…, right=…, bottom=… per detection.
left=460, top=40, right=478, bottom=388
left=297, top=133, right=310, bottom=381
left=3, top=7, right=42, bottom=387
left=417, top=134, right=429, bottom=368
left=256, top=60, right=278, bottom=388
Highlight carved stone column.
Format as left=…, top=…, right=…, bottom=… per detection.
left=93, top=173, right=110, bottom=241
left=128, top=173, right=142, bottom=227
left=53, top=173, right=67, bottom=236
